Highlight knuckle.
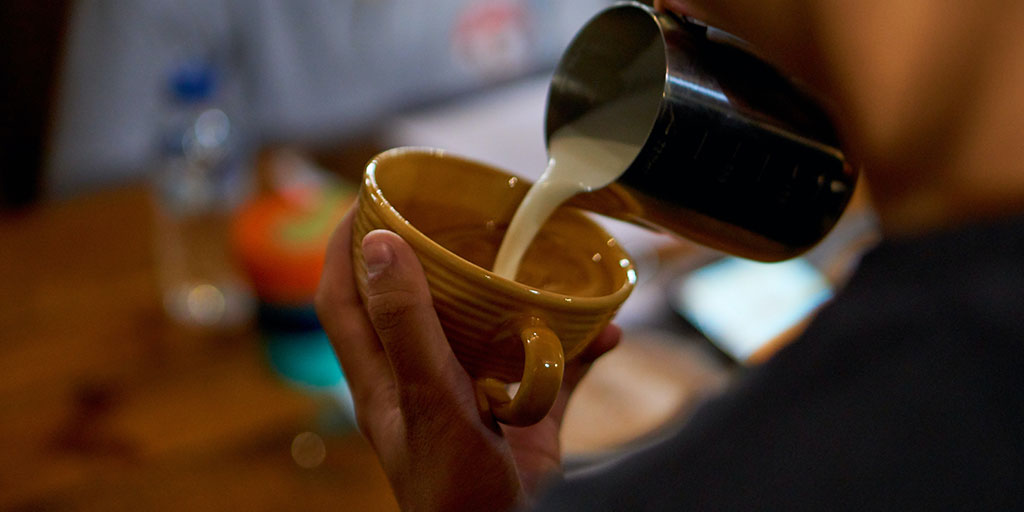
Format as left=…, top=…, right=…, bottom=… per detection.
left=313, top=274, right=335, bottom=314
left=351, top=387, right=400, bottom=447
left=354, top=410, right=378, bottom=446
left=366, top=288, right=428, bottom=332
left=313, top=287, right=330, bottom=323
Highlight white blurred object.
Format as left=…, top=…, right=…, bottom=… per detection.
left=151, top=60, right=255, bottom=330
left=386, top=75, right=551, bottom=180
left=670, top=256, right=833, bottom=362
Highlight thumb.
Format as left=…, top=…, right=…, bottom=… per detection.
left=361, top=230, right=470, bottom=406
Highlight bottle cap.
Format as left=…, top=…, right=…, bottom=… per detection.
left=169, top=59, right=217, bottom=103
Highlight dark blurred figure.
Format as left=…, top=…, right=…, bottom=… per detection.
left=0, top=1, right=70, bottom=209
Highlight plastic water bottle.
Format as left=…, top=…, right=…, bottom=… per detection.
left=151, top=59, right=255, bottom=330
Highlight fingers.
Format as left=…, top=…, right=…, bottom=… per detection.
left=545, top=324, right=622, bottom=425
left=321, top=213, right=623, bottom=436
left=654, top=0, right=703, bottom=18
left=654, top=0, right=719, bottom=28
left=315, top=207, right=396, bottom=413
left=653, top=0, right=785, bottom=51
left=562, top=323, right=621, bottom=395
left=360, top=230, right=474, bottom=412
left=577, top=324, right=623, bottom=367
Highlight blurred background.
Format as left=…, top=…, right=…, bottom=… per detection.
left=0, top=0, right=878, bottom=509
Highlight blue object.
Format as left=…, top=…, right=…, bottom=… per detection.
left=169, top=59, right=217, bottom=103
left=264, top=329, right=344, bottom=388
left=260, top=301, right=355, bottom=431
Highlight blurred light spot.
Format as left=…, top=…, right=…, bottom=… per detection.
left=194, top=109, right=230, bottom=149
left=507, top=177, right=519, bottom=188
left=187, top=284, right=226, bottom=325
left=619, top=258, right=630, bottom=268
left=606, top=238, right=617, bottom=247
left=291, top=431, right=327, bottom=469
left=592, top=253, right=602, bottom=263
left=627, top=268, right=638, bottom=284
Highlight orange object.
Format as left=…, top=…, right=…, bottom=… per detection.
left=232, top=183, right=354, bottom=305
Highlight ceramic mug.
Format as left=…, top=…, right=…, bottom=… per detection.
left=351, top=147, right=636, bottom=426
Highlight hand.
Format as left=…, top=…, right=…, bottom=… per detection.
left=652, top=0, right=822, bottom=92
left=315, top=207, right=621, bottom=511
left=653, top=0, right=706, bottom=20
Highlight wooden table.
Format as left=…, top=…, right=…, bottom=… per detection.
left=0, top=185, right=398, bottom=510
left=0, top=155, right=858, bottom=508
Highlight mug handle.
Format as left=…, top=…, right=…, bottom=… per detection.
left=475, top=317, right=565, bottom=427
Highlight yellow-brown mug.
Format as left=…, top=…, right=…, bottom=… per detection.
left=352, top=148, right=636, bottom=426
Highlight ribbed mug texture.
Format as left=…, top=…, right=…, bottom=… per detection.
left=352, top=148, right=635, bottom=382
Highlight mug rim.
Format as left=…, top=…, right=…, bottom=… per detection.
left=362, top=146, right=636, bottom=313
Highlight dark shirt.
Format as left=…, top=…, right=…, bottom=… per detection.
left=537, top=215, right=1024, bottom=511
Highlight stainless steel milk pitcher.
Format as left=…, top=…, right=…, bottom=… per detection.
left=552, top=2, right=857, bottom=261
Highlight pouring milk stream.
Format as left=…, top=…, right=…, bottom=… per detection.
left=492, top=88, right=662, bottom=279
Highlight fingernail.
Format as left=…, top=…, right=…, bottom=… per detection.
left=363, top=237, right=395, bottom=278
